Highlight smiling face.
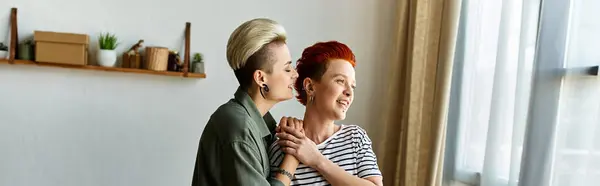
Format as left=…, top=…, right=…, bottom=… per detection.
left=307, top=59, right=356, bottom=120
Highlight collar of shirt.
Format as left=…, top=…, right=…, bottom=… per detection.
left=233, top=86, right=278, bottom=139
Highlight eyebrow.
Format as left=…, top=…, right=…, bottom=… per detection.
left=285, top=61, right=292, bottom=65
left=332, top=73, right=347, bottom=78
left=332, top=73, right=357, bottom=85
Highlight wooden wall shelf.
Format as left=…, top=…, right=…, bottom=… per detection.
left=0, top=59, right=206, bottom=78
left=3, top=7, right=205, bottom=79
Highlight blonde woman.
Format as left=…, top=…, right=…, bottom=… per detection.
left=192, top=18, right=301, bottom=186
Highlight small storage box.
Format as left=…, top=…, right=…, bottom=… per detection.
left=34, top=31, right=89, bottom=65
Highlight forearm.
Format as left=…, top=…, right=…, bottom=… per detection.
left=274, top=154, right=299, bottom=185
left=314, top=157, right=377, bottom=186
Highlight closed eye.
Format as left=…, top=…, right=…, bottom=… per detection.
left=284, top=61, right=292, bottom=72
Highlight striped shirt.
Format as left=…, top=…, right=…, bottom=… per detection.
left=268, top=124, right=382, bottom=186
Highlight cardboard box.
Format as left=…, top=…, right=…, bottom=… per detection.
left=34, top=31, right=89, bottom=65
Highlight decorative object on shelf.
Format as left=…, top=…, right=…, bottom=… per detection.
left=127, top=39, right=144, bottom=55
left=18, top=39, right=35, bottom=60
left=192, top=52, right=204, bottom=74
left=0, top=43, right=7, bottom=59
left=167, top=50, right=184, bottom=71
left=122, top=39, right=143, bottom=68
left=145, top=46, right=169, bottom=71
left=34, top=30, right=89, bottom=65
left=97, top=32, right=119, bottom=67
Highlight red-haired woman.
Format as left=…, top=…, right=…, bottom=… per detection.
left=269, top=41, right=383, bottom=186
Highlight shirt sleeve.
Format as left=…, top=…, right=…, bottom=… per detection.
left=355, top=127, right=383, bottom=178
left=220, top=141, right=285, bottom=186
left=268, top=142, right=285, bottom=174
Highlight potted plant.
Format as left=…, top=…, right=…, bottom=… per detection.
left=192, top=52, right=204, bottom=73
left=97, top=32, right=119, bottom=67
left=0, top=42, right=8, bottom=59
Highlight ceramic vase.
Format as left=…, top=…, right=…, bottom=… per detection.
left=97, top=49, right=117, bottom=67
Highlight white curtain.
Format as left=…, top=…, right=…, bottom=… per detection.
left=449, top=0, right=540, bottom=185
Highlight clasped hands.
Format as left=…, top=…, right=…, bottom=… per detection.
left=276, top=117, right=324, bottom=167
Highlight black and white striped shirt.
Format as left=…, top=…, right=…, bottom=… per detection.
left=268, top=124, right=382, bottom=186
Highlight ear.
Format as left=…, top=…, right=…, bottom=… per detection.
left=253, top=70, right=268, bottom=87
left=303, top=78, right=315, bottom=95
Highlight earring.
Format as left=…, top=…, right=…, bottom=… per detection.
left=308, top=95, right=314, bottom=104
left=260, top=84, right=269, bottom=99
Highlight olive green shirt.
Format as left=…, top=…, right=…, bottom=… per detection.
left=191, top=87, right=283, bottom=186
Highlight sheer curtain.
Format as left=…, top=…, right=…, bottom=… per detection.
left=447, top=0, right=540, bottom=185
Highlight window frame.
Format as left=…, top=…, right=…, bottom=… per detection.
left=519, top=0, right=572, bottom=184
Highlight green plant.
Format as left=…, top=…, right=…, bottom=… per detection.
left=193, top=52, right=203, bottom=63
left=0, top=42, right=8, bottom=51
left=98, top=32, right=119, bottom=50
left=21, top=39, right=34, bottom=45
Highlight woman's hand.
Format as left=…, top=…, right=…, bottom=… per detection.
left=276, top=125, right=325, bottom=168
left=276, top=117, right=304, bottom=134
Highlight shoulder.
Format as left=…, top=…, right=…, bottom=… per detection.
left=338, top=124, right=370, bottom=137
left=204, top=100, right=254, bottom=143
left=337, top=124, right=373, bottom=144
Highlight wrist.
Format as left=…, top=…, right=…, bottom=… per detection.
left=283, top=154, right=299, bottom=165
left=313, top=155, right=329, bottom=171
left=281, top=154, right=299, bottom=171
left=274, top=167, right=294, bottom=182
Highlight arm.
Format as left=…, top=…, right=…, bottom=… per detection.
left=312, top=129, right=383, bottom=186
left=274, top=155, right=300, bottom=184
left=221, top=141, right=286, bottom=186
left=267, top=116, right=305, bottom=185
left=277, top=126, right=383, bottom=186
left=313, top=157, right=382, bottom=186
left=272, top=117, right=304, bottom=185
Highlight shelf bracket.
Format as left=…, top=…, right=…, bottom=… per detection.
left=183, top=22, right=191, bottom=77
left=9, top=7, right=18, bottom=64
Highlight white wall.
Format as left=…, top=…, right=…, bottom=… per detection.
left=0, top=0, right=397, bottom=185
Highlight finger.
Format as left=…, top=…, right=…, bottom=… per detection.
left=286, top=117, right=296, bottom=128
left=281, top=116, right=290, bottom=128
left=293, top=118, right=301, bottom=130
left=275, top=125, right=281, bottom=133
left=282, top=147, right=296, bottom=155
left=290, top=118, right=296, bottom=129
left=276, top=133, right=301, bottom=143
left=277, top=140, right=299, bottom=149
left=276, top=132, right=299, bottom=142
left=282, top=125, right=306, bottom=139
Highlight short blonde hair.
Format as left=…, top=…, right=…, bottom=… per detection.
left=226, top=18, right=287, bottom=71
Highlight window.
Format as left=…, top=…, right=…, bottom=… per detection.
left=444, top=0, right=539, bottom=185
left=550, top=0, right=600, bottom=184
left=444, top=0, right=600, bottom=185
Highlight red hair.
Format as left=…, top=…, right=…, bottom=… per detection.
left=294, top=41, right=356, bottom=105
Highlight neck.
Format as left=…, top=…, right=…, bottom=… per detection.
left=303, top=107, right=337, bottom=144
left=247, top=88, right=275, bottom=116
